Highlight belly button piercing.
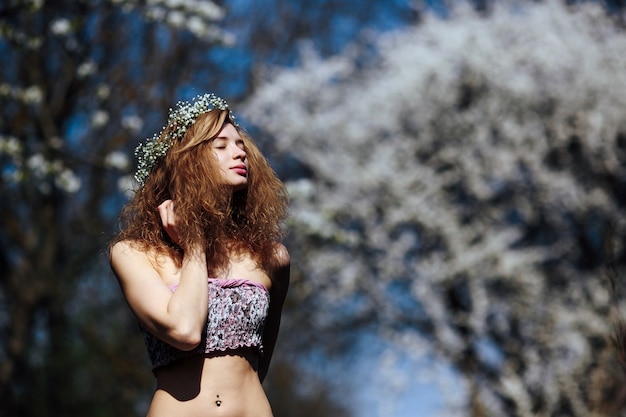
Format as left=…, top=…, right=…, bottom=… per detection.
left=215, top=394, right=222, bottom=407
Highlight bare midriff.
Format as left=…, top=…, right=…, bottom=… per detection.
left=147, top=350, right=272, bottom=417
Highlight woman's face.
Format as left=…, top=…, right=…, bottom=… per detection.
left=211, top=123, right=248, bottom=191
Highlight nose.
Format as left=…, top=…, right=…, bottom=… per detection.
left=232, top=144, right=246, bottom=160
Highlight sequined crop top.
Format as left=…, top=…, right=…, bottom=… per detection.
left=142, top=278, right=270, bottom=370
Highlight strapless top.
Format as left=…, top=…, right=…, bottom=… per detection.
left=141, top=278, right=270, bottom=370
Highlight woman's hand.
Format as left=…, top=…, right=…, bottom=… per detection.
left=158, top=199, right=180, bottom=245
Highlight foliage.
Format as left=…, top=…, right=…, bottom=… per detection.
left=1, top=0, right=395, bottom=415
left=243, top=1, right=626, bottom=415
left=0, top=0, right=230, bottom=415
left=7, top=0, right=626, bottom=415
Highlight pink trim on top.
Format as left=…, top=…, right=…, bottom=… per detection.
left=168, top=278, right=268, bottom=292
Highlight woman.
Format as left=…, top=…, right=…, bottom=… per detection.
left=109, top=93, right=290, bottom=417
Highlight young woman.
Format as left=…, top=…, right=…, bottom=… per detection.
left=109, top=93, right=290, bottom=417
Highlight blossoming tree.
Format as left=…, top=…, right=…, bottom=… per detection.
left=242, top=1, right=626, bottom=415
left=0, top=0, right=230, bottom=414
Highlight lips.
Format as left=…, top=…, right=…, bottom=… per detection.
left=231, top=165, right=247, bottom=176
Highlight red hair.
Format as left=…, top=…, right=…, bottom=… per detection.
left=112, top=110, right=288, bottom=275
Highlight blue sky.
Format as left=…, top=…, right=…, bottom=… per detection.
left=297, top=330, right=461, bottom=416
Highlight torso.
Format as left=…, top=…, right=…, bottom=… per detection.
left=146, top=252, right=275, bottom=417
left=148, top=354, right=273, bottom=417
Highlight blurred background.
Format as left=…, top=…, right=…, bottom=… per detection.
left=3, top=0, right=626, bottom=416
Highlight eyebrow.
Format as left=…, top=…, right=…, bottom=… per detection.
left=216, top=136, right=244, bottom=144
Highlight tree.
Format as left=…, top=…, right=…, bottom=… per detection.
left=1, top=0, right=392, bottom=414
left=242, top=1, right=626, bottom=415
left=0, top=1, right=233, bottom=415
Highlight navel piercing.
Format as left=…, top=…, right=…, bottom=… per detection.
left=215, top=394, right=222, bottom=407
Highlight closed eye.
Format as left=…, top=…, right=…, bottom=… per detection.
left=212, top=139, right=227, bottom=149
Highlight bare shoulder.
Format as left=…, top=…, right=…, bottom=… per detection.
left=109, top=240, right=163, bottom=285
left=110, top=239, right=139, bottom=258
left=273, top=243, right=290, bottom=269
left=110, top=240, right=150, bottom=270
left=271, top=243, right=290, bottom=290
left=109, top=240, right=178, bottom=320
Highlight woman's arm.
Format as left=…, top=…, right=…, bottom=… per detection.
left=110, top=200, right=209, bottom=351
left=258, top=244, right=290, bottom=383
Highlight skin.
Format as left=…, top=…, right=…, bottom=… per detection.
left=211, top=123, right=249, bottom=191
left=110, top=123, right=290, bottom=417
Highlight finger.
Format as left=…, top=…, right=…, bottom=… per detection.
left=167, top=201, right=176, bottom=226
left=157, top=199, right=171, bottom=213
left=158, top=200, right=175, bottom=227
left=157, top=200, right=170, bottom=226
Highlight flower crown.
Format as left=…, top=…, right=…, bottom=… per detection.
left=134, top=93, right=237, bottom=185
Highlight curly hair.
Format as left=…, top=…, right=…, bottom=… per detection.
left=112, top=109, right=289, bottom=275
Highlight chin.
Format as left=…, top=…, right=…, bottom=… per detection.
left=231, top=181, right=248, bottom=192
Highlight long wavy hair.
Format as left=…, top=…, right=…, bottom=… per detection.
left=111, top=109, right=289, bottom=275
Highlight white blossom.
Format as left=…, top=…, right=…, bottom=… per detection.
left=50, top=18, right=71, bottom=35
left=77, top=61, right=97, bottom=78
left=105, top=151, right=130, bottom=171
left=22, top=86, right=43, bottom=104
left=166, top=11, right=185, bottom=27
left=121, top=115, right=143, bottom=133
left=55, top=168, right=81, bottom=193
left=117, top=175, right=138, bottom=198
left=113, top=0, right=227, bottom=42
left=285, top=179, right=315, bottom=199
left=91, top=110, right=109, bottom=128
left=187, top=16, right=206, bottom=37
left=27, top=153, right=47, bottom=177
left=96, top=84, right=111, bottom=99
left=145, top=6, right=166, bottom=21
left=164, top=0, right=184, bottom=7
left=0, top=135, right=22, bottom=156
left=195, top=1, right=224, bottom=19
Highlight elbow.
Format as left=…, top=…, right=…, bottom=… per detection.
left=176, top=336, right=202, bottom=352
left=169, top=325, right=203, bottom=351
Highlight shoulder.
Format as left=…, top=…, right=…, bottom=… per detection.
left=273, top=243, right=290, bottom=269
left=110, top=241, right=182, bottom=311
left=109, top=240, right=165, bottom=283
left=270, top=243, right=290, bottom=291
left=110, top=240, right=137, bottom=264
left=110, top=240, right=149, bottom=267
